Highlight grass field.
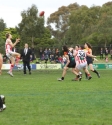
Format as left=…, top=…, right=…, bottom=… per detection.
left=0, top=69, right=112, bottom=125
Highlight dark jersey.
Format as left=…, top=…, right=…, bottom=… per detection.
left=67, top=50, right=76, bottom=68
left=84, top=48, right=93, bottom=65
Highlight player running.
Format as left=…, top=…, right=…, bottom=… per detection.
left=73, top=45, right=96, bottom=80
left=5, top=33, right=20, bottom=76
left=84, top=42, right=100, bottom=78
left=0, top=53, right=3, bottom=75
left=58, top=46, right=78, bottom=81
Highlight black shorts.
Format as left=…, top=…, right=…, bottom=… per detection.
left=67, top=63, right=76, bottom=68
left=87, top=59, right=93, bottom=65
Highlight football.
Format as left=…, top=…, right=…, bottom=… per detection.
left=39, top=11, right=45, bottom=16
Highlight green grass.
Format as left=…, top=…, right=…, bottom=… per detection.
left=0, top=70, right=112, bottom=125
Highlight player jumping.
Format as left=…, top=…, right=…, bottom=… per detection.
left=5, top=33, right=20, bottom=77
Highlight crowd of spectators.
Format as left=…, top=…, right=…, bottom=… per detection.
left=2, top=47, right=112, bottom=64
left=38, top=48, right=65, bottom=64
left=100, top=47, right=112, bottom=62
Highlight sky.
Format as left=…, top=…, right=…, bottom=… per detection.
left=0, top=0, right=111, bottom=28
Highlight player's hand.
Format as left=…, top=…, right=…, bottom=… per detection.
left=16, top=38, right=20, bottom=43
left=94, top=58, right=98, bottom=61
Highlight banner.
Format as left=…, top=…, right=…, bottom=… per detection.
left=92, top=64, right=112, bottom=69
left=1, top=64, right=10, bottom=70
left=1, top=64, right=112, bottom=70
left=36, top=64, right=61, bottom=69
left=2, top=64, right=36, bottom=70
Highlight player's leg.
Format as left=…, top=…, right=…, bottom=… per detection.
left=7, top=56, right=15, bottom=77
left=84, top=68, right=92, bottom=80
left=72, top=63, right=82, bottom=81
left=11, top=52, right=21, bottom=66
left=89, top=63, right=100, bottom=78
left=58, top=66, right=68, bottom=81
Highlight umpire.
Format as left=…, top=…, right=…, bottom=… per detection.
left=21, top=43, right=32, bottom=74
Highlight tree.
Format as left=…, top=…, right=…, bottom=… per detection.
left=0, top=18, right=6, bottom=32
left=16, top=4, right=45, bottom=47
left=47, top=3, right=80, bottom=45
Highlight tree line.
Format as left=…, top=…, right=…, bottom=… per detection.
left=0, top=2, right=112, bottom=54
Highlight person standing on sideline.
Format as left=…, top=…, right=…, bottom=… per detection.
left=21, top=43, right=32, bottom=74
left=110, top=49, right=112, bottom=60
left=104, top=48, right=109, bottom=62
left=100, top=48, right=103, bottom=59
left=0, top=53, right=3, bottom=75
left=5, top=33, right=20, bottom=77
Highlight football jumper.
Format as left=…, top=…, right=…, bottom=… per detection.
left=76, top=49, right=87, bottom=70
left=67, top=50, right=76, bottom=68
left=84, top=48, right=93, bottom=65
left=5, top=39, right=14, bottom=58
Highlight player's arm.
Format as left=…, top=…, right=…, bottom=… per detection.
left=7, top=38, right=20, bottom=48
left=93, top=58, right=98, bottom=61
left=73, top=50, right=78, bottom=57
left=65, top=55, right=70, bottom=67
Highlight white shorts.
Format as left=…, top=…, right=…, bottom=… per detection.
left=76, top=62, right=87, bottom=70
left=6, top=51, right=15, bottom=59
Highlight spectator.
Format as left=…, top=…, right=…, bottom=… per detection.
left=52, top=48, right=55, bottom=56
left=55, top=48, right=60, bottom=57
left=39, top=48, right=43, bottom=60
left=110, top=49, right=112, bottom=60
left=104, top=48, right=109, bottom=62
left=48, top=48, right=51, bottom=59
left=50, top=54, right=55, bottom=63
left=100, top=48, right=103, bottom=59
left=58, top=56, right=63, bottom=63
left=31, top=47, right=35, bottom=60
left=44, top=48, right=49, bottom=63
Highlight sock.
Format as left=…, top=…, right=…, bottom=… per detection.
left=61, top=77, right=64, bottom=80
left=16, top=57, right=20, bottom=66
left=87, top=74, right=91, bottom=77
left=85, top=73, right=88, bottom=78
left=93, top=70, right=98, bottom=75
left=10, top=64, right=14, bottom=72
left=77, top=75, right=80, bottom=78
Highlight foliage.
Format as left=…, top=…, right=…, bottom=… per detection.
left=47, top=2, right=112, bottom=47
left=0, top=18, right=6, bottom=32
left=47, top=3, right=80, bottom=45
left=16, top=4, right=44, bottom=47
left=1, top=2, right=112, bottom=50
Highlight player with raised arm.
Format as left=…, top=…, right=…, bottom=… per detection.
left=84, top=42, right=100, bottom=78
left=5, top=33, right=20, bottom=76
